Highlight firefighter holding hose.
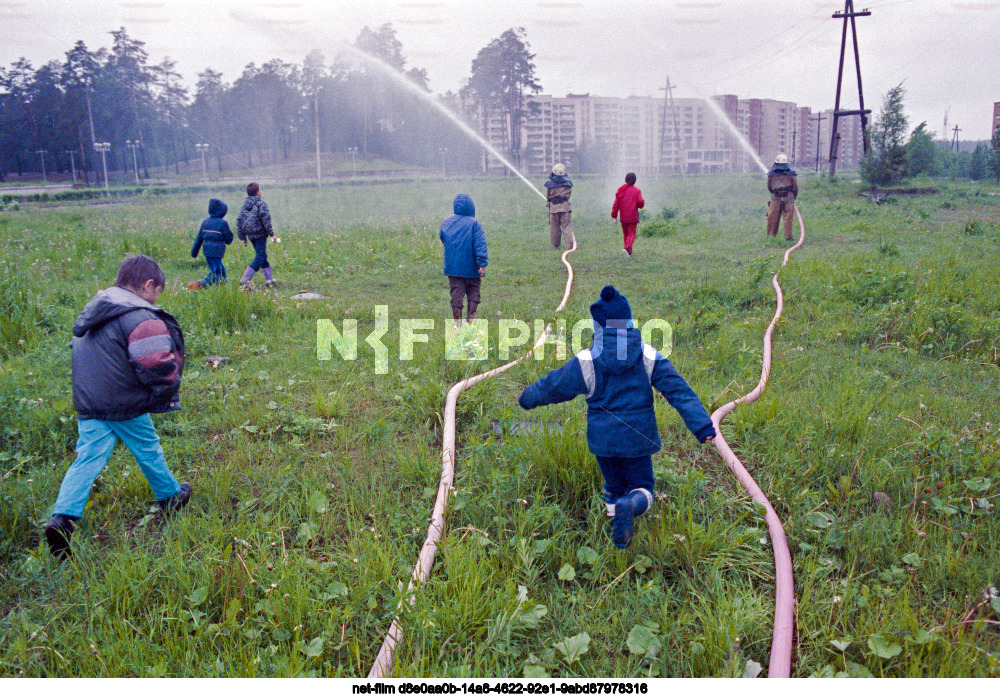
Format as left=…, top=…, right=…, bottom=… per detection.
left=766, top=153, right=798, bottom=240
left=544, top=163, right=574, bottom=249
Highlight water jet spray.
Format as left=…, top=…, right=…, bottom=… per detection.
left=337, top=44, right=547, bottom=202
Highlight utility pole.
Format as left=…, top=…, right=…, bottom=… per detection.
left=828, top=0, right=872, bottom=177
left=94, top=142, right=111, bottom=195
left=791, top=123, right=797, bottom=168
left=314, top=90, right=322, bottom=190
left=65, top=150, right=77, bottom=182
left=35, top=150, right=48, bottom=183
left=810, top=114, right=826, bottom=172
left=125, top=140, right=140, bottom=184
left=657, top=76, right=684, bottom=178
left=951, top=125, right=962, bottom=152
left=195, top=143, right=209, bottom=184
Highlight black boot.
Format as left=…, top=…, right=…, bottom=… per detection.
left=44, top=514, right=76, bottom=560
left=158, top=482, right=192, bottom=516
left=611, top=489, right=652, bottom=549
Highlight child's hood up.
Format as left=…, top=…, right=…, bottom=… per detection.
left=589, top=285, right=642, bottom=375
left=208, top=198, right=228, bottom=218
left=453, top=193, right=475, bottom=217
left=72, top=287, right=159, bottom=337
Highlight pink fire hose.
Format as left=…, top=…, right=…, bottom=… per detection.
left=709, top=205, right=805, bottom=677
left=368, top=239, right=578, bottom=678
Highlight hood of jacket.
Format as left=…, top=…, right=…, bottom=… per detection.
left=768, top=163, right=797, bottom=177
left=208, top=198, right=228, bottom=218
left=453, top=193, right=475, bottom=217
left=545, top=173, right=573, bottom=189
left=592, top=325, right=643, bottom=376
left=72, top=287, right=159, bottom=338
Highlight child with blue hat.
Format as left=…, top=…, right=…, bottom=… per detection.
left=519, top=285, right=716, bottom=548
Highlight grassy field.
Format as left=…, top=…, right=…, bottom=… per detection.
left=1, top=172, right=999, bottom=677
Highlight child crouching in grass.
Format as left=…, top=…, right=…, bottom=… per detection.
left=518, top=285, right=716, bottom=549
left=44, top=255, right=192, bottom=559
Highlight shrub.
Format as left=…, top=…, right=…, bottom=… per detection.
left=640, top=220, right=676, bottom=238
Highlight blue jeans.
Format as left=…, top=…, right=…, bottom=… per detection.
left=249, top=237, right=270, bottom=272
left=52, top=414, right=182, bottom=519
left=595, top=454, right=654, bottom=511
left=199, top=256, right=226, bottom=286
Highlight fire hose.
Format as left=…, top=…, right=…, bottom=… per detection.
left=708, top=205, right=804, bottom=677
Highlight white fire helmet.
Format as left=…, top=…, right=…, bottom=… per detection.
left=774, top=153, right=789, bottom=164
left=552, top=163, right=567, bottom=176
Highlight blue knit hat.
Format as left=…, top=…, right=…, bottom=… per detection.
left=590, top=285, right=632, bottom=328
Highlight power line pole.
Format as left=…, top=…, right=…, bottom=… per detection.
left=810, top=114, right=826, bottom=172
left=657, top=76, right=684, bottom=179
left=791, top=122, right=797, bottom=168
left=828, top=0, right=871, bottom=177
left=35, top=150, right=48, bottom=183
left=951, top=125, right=962, bottom=152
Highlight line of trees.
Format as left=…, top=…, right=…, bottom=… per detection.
left=0, top=25, right=544, bottom=184
left=861, top=84, right=1000, bottom=185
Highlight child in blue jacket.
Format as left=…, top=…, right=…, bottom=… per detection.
left=440, top=193, right=488, bottom=326
left=188, top=198, right=234, bottom=289
left=519, top=285, right=716, bottom=548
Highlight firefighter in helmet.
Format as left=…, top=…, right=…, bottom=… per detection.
left=766, top=153, right=798, bottom=240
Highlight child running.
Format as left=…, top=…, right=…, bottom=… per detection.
left=518, top=285, right=715, bottom=549
left=611, top=172, right=644, bottom=256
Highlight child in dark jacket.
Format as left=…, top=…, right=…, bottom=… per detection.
left=519, top=285, right=715, bottom=549
left=44, top=255, right=192, bottom=559
left=440, top=193, right=488, bottom=326
left=188, top=198, right=234, bottom=289
left=611, top=172, right=644, bottom=256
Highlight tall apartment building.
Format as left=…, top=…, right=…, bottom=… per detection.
left=993, top=101, right=1000, bottom=137
left=480, top=92, right=866, bottom=175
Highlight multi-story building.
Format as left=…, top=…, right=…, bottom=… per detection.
left=993, top=102, right=1000, bottom=138
left=479, top=91, right=867, bottom=175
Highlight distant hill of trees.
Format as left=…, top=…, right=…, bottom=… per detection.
left=0, top=25, right=543, bottom=184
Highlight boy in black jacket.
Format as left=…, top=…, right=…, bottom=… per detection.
left=44, top=255, right=192, bottom=559
left=188, top=198, right=233, bottom=289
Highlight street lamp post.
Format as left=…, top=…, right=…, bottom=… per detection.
left=36, top=150, right=48, bottom=184
left=125, top=140, right=140, bottom=184
left=94, top=142, right=111, bottom=195
left=195, top=143, right=209, bottom=184
left=65, top=150, right=78, bottom=183
left=348, top=147, right=358, bottom=179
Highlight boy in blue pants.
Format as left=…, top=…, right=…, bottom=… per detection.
left=188, top=198, right=233, bottom=289
left=519, top=285, right=716, bottom=548
left=45, top=255, right=192, bottom=559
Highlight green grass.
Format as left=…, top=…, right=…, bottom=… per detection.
left=1, top=173, right=999, bottom=677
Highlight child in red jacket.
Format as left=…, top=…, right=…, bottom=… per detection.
left=611, top=172, right=644, bottom=256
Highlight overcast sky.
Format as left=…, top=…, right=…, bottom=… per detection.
left=2, top=0, right=998, bottom=140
